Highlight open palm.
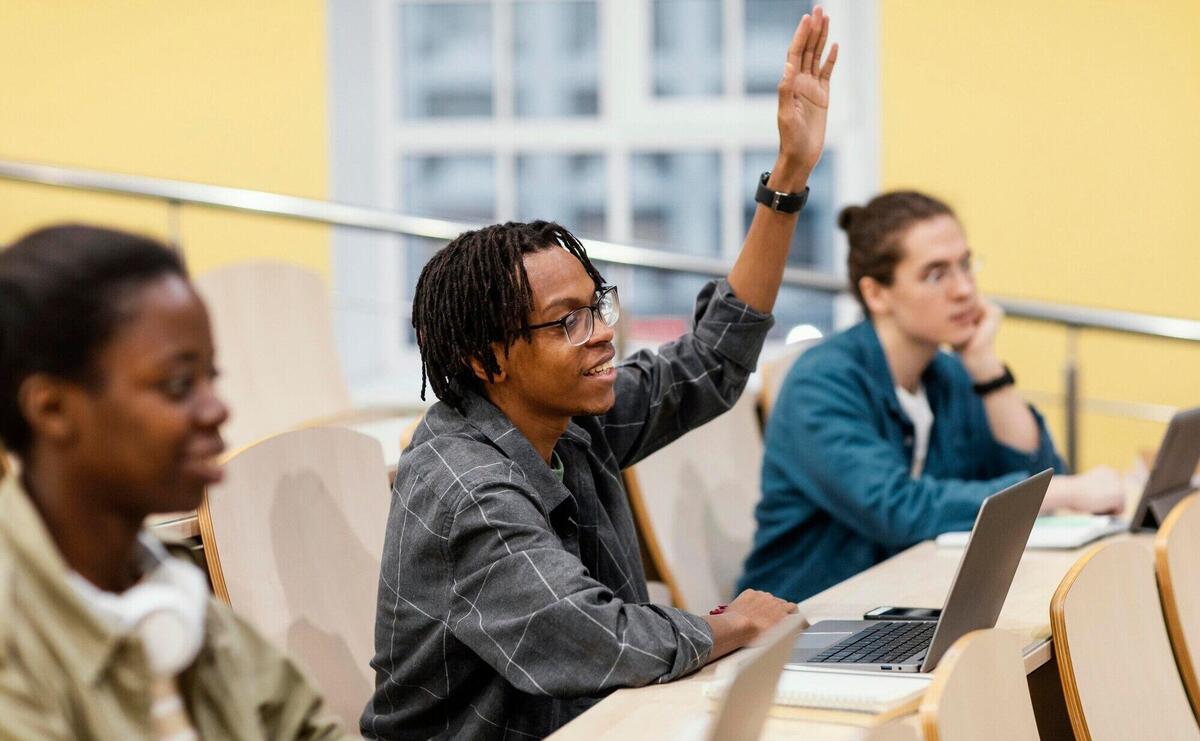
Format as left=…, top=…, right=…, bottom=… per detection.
left=777, top=7, right=837, bottom=175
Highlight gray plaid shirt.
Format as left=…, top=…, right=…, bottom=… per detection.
left=361, top=279, right=772, bottom=740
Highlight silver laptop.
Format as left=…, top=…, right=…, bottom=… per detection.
left=993, top=405, right=1200, bottom=549
left=1129, top=405, right=1200, bottom=529
left=787, top=469, right=1052, bottom=674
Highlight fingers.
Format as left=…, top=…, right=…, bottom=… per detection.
left=800, top=12, right=817, bottom=76
left=786, top=7, right=836, bottom=86
left=820, top=42, right=839, bottom=84
left=811, top=9, right=829, bottom=76
left=786, top=13, right=810, bottom=67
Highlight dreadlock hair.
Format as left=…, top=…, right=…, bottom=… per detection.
left=412, top=221, right=605, bottom=410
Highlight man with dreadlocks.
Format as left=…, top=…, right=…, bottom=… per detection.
left=362, top=8, right=838, bottom=740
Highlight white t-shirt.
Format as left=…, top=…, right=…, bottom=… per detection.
left=895, top=384, right=934, bottom=479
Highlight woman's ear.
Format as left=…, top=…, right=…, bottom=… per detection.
left=16, top=375, right=78, bottom=447
left=859, top=276, right=891, bottom=317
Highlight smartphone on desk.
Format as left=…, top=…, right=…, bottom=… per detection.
left=863, top=606, right=942, bottom=621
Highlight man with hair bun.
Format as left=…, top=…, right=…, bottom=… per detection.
left=738, top=190, right=1126, bottom=602
left=362, top=8, right=838, bottom=740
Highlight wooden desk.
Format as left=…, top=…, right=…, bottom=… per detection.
left=551, top=532, right=1152, bottom=740
left=146, top=511, right=201, bottom=540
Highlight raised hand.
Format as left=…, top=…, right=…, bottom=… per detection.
left=775, top=6, right=838, bottom=187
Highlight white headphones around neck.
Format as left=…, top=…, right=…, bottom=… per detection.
left=73, top=537, right=209, bottom=677
left=118, top=555, right=209, bottom=677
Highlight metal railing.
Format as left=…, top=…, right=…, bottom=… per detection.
left=4, top=159, right=1199, bottom=468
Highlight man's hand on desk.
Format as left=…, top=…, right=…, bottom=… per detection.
left=1043, top=465, right=1126, bottom=515
left=702, top=589, right=800, bottom=662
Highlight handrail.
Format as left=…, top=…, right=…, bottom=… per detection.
left=4, top=158, right=1199, bottom=469
left=5, top=159, right=1199, bottom=343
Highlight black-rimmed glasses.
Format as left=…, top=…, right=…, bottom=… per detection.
left=528, top=285, right=620, bottom=346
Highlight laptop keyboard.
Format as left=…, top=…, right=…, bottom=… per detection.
left=808, top=621, right=937, bottom=665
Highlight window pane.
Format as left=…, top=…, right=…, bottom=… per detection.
left=628, top=151, right=721, bottom=338
left=623, top=268, right=713, bottom=346
left=399, top=4, right=493, bottom=119
left=769, top=284, right=835, bottom=342
left=516, top=153, right=606, bottom=238
left=631, top=152, right=722, bottom=255
left=745, top=0, right=812, bottom=94
left=652, top=0, right=723, bottom=97
left=743, top=149, right=835, bottom=270
left=399, top=154, right=496, bottom=308
left=515, top=2, right=599, bottom=117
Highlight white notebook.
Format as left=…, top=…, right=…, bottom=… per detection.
left=937, top=514, right=1126, bottom=550
left=706, top=666, right=932, bottom=714
left=774, top=667, right=933, bottom=713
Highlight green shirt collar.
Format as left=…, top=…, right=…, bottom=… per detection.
left=549, top=451, right=565, bottom=483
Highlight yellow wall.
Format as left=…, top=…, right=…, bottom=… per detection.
left=0, top=1, right=329, bottom=276
left=881, top=1, right=1200, bottom=470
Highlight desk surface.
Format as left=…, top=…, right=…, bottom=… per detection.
left=551, top=532, right=1152, bottom=740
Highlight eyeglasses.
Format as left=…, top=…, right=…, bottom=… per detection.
left=528, top=285, right=620, bottom=346
left=920, top=254, right=981, bottom=288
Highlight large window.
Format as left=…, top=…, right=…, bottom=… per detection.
left=330, top=0, right=879, bottom=401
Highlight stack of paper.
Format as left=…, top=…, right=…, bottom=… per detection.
left=937, top=514, right=1126, bottom=549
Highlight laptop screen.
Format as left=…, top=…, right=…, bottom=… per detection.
left=920, top=469, right=1052, bottom=671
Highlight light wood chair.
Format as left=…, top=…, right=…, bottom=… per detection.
left=197, top=426, right=391, bottom=729
left=865, top=721, right=923, bottom=741
left=398, top=414, right=423, bottom=453
left=1051, top=539, right=1200, bottom=740
left=756, top=339, right=818, bottom=426
left=917, top=629, right=1039, bottom=741
left=1156, top=493, right=1200, bottom=721
left=624, top=392, right=762, bottom=611
left=195, top=260, right=414, bottom=454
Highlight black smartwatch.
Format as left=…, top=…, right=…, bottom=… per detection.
left=755, top=171, right=809, bottom=214
left=972, top=364, right=1015, bottom=396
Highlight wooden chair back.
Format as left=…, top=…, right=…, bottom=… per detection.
left=1051, top=539, right=1200, bottom=740
left=918, top=629, right=1039, bottom=741
left=1156, top=493, right=1200, bottom=720
left=757, top=339, right=818, bottom=426
left=198, top=427, right=390, bottom=728
left=624, top=392, right=762, bottom=611
left=195, top=261, right=353, bottom=451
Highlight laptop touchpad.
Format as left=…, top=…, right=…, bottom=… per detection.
left=794, top=631, right=850, bottom=649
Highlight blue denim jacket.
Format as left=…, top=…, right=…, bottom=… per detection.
left=737, top=320, right=1064, bottom=602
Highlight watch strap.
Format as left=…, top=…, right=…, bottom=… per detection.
left=972, top=364, right=1015, bottom=396
left=755, top=171, right=809, bottom=214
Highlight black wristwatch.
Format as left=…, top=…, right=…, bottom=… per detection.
left=755, top=171, right=809, bottom=214
left=972, top=364, right=1015, bottom=396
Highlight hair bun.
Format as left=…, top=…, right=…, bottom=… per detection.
left=837, top=205, right=865, bottom=231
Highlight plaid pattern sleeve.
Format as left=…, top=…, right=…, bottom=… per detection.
left=601, top=279, right=773, bottom=469
left=361, top=278, right=773, bottom=740
left=445, top=482, right=711, bottom=697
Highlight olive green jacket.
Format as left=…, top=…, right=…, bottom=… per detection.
left=0, top=474, right=347, bottom=740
